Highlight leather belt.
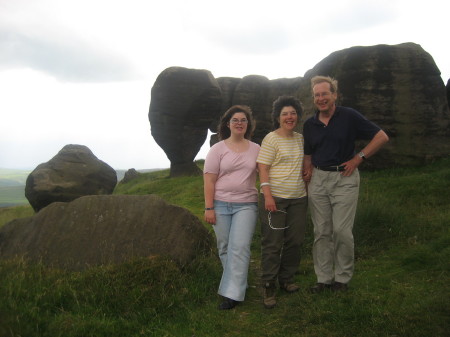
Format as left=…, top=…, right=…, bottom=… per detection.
left=315, top=165, right=345, bottom=172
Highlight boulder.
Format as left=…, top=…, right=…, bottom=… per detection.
left=119, top=168, right=141, bottom=184
left=148, top=67, right=222, bottom=177
left=25, top=144, right=117, bottom=212
left=149, top=43, right=450, bottom=170
left=0, top=195, right=213, bottom=270
left=302, top=42, right=450, bottom=168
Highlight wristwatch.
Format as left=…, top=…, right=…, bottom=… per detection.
left=358, top=151, right=366, bottom=160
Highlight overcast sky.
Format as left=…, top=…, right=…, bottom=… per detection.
left=1, top=0, right=448, bottom=170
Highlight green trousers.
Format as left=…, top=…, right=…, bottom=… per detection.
left=259, top=194, right=308, bottom=285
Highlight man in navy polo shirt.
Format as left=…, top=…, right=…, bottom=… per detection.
left=303, top=75, right=389, bottom=293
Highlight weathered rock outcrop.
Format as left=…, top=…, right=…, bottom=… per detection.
left=25, top=144, right=117, bottom=212
left=0, top=195, right=213, bottom=270
left=149, top=43, right=450, bottom=172
left=119, top=168, right=141, bottom=184
left=149, top=67, right=222, bottom=177
left=301, top=43, right=450, bottom=168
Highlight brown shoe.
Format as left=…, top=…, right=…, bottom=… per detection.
left=280, top=283, right=300, bottom=293
left=263, top=282, right=276, bottom=309
left=310, top=283, right=331, bottom=294
left=331, top=282, right=348, bottom=292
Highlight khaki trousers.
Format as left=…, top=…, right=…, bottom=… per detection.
left=309, top=169, right=360, bottom=284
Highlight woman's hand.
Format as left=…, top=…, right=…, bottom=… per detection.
left=204, top=209, right=216, bottom=224
left=264, top=195, right=277, bottom=212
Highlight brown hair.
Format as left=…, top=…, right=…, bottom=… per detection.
left=217, top=105, right=255, bottom=140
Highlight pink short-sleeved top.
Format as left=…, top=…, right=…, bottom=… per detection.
left=204, top=140, right=260, bottom=203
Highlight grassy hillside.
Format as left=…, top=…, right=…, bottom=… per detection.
left=0, top=158, right=449, bottom=337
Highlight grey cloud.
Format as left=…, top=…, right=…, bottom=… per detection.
left=0, top=28, right=140, bottom=82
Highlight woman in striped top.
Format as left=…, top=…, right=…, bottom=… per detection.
left=256, top=95, right=308, bottom=309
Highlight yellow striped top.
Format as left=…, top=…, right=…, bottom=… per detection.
left=256, top=131, right=306, bottom=199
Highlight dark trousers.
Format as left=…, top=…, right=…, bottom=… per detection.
left=259, top=194, right=308, bottom=284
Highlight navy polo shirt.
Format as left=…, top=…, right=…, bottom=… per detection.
left=303, top=106, right=381, bottom=167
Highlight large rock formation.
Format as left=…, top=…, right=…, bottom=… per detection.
left=0, top=195, right=213, bottom=270
left=301, top=43, right=450, bottom=168
left=149, top=43, right=450, bottom=172
left=25, top=144, right=117, bottom=212
left=149, top=67, right=222, bottom=177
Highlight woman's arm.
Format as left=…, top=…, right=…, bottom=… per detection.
left=258, top=163, right=277, bottom=212
left=203, top=173, right=218, bottom=224
left=303, top=154, right=313, bottom=182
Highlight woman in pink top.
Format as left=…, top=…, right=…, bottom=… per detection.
left=204, top=105, right=260, bottom=310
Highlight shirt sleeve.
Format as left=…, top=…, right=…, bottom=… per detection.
left=352, top=109, right=381, bottom=140
left=257, top=134, right=276, bottom=165
left=204, top=143, right=221, bottom=174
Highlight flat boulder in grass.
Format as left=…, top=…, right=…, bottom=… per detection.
left=0, top=195, right=213, bottom=270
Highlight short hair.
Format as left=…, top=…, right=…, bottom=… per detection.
left=311, top=75, right=338, bottom=94
left=217, top=105, right=256, bottom=140
left=271, top=96, right=303, bottom=129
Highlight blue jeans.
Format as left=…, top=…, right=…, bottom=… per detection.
left=213, top=200, right=258, bottom=301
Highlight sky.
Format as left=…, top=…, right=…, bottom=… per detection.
left=1, top=0, right=448, bottom=171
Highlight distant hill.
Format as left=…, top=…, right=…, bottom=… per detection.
left=0, top=169, right=30, bottom=207
left=0, top=168, right=163, bottom=207
left=0, top=168, right=31, bottom=187
left=0, top=186, right=27, bottom=207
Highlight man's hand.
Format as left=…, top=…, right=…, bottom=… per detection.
left=341, top=156, right=363, bottom=176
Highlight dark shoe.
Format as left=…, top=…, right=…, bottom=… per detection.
left=263, top=282, right=277, bottom=309
left=331, top=282, right=348, bottom=292
left=310, top=283, right=331, bottom=294
left=218, top=297, right=239, bottom=310
left=280, top=283, right=300, bottom=293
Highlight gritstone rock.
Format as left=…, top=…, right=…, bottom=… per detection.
left=149, top=43, right=450, bottom=170
left=148, top=67, right=222, bottom=177
left=120, top=168, right=141, bottom=184
left=25, top=144, right=117, bottom=212
left=0, top=195, right=213, bottom=270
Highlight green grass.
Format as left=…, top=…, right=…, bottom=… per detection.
left=0, top=158, right=449, bottom=336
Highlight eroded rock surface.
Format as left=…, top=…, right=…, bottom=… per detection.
left=25, top=144, right=117, bottom=212
left=0, top=195, right=213, bottom=270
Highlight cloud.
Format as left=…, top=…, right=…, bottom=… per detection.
left=0, top=27, right=140, bottom=82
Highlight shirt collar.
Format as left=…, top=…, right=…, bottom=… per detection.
left=312, top=105, right=340, bottom=124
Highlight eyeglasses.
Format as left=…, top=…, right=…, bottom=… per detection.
left=313, top=91, right=332, bottom=98
left=268, top=210, right=288, bottom=230
left=230, top=118, right=248, bottom=124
